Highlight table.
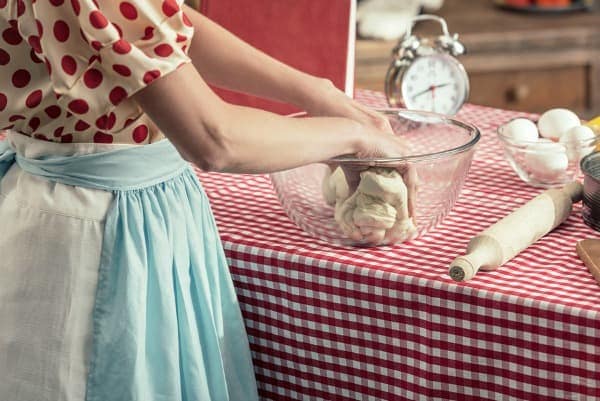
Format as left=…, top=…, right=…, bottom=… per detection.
left=200, top=91, right=600, bottom=401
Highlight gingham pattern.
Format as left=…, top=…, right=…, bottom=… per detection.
left=197, top=91, right=600, bottom=401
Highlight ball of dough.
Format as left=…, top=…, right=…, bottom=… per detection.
left=559, top=125, right=597, bottom=161
left=524, top=141, right=568, bottom=180
left=537, top=108, right=581, bottom=140
left=499, top=118, right=539, bottom=143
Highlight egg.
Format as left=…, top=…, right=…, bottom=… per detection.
left=499, top=118, right=539, bottom=142
left=559, top=125, right=597, bottom=161
left=524, top=141, right=568, bottom=181
left=537, top=108, right=581, bottom=140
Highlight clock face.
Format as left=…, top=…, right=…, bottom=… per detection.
left=400, top=54, right=469, bottom=115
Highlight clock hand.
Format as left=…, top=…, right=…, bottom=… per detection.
left=411, top=82, right=453, bottom=101
left=411, top=85, right=435, bottom=101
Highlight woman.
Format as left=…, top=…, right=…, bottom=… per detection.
left=0, top=1, right=408, bottom=400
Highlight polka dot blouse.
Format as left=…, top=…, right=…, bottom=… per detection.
left=0, top=0, right=194, bottom=144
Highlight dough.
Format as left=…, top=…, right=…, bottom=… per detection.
left=323, top=166, right=417, bottom=245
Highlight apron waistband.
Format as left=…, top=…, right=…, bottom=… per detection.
left=0, top=137, right=189, bottom=191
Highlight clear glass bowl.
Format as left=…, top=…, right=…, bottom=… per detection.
left=497, top=124, right=598, bottom=188
left=270, top=109, right=481, bottom=247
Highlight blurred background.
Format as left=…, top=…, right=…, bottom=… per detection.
left=356, top=0, right=600, bottom=117
left=190, top=0, right=599, bottom=117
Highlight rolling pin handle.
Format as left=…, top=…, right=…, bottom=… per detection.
left=449, top=256, right=477, bottom=282
left=563, top=181, right=583, bottom=203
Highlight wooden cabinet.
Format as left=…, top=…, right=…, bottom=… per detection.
left=355, top=0, right=600, bottom=118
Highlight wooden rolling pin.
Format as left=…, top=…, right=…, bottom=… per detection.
left=449, top=181, right=583, bottom=282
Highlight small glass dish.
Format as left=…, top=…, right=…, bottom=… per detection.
left=497, top=124, right=598, bottom=188
left=270, top=109, right=480, bottom=247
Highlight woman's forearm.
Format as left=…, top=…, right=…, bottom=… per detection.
left=134, top=63, right=364, bottom=174
left=182, top=4, right=327, bottom=109
left=214, top=104, right=363, bottom=173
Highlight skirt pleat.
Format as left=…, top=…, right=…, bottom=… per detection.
left=85, top=170, right=257, bottom=401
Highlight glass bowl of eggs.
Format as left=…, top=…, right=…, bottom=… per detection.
left=270, top=109, right=480, bottom=247
left=497, top=108, right=599, bottom=188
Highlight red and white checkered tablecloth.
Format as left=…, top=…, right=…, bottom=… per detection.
left=197, top=90, right=600, bottom=401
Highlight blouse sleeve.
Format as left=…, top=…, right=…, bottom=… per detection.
left=27, top=0, right=194, bottom=121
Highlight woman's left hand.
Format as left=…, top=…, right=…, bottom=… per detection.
left=301, top=79, right=394, bottom=135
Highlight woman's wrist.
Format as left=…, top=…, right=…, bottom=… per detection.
left=289, top=75, right=336, bottom=113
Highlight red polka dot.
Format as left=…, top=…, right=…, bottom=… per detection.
left=68, top=99, right=89, bottom=114
left=53, top=20, right=70, bottom=42
left=89, top=11, right=108, bottom=29
left=112, top=64, right=131, bottom=77
left=12, top=69, right=31, bottom=88
left=119, top=2, right=137, bottom=19
left=79, top=28, right=88, bottom=43
left=143, top=70, right=161, bottom=84
left=61, top=134, right=73, bottom=143
left=9, top=115, right=25, bottom=122
left=162, top=0, right=179, bottom=17
left=88, top=54, right=101, bottom=65
left=61, top=55, right=77, bottom=75
left=16, top=0, right=25, bottom=17
left=112, top=22, right=123, bottom=38
left=53, top=127, right=64, bottom=137
left=25, top=90, right=43, bottom=108
left=0, top=93, right=7, bottom=111
left=95, top=112, right=116, bottom=130
left=45, top=105, right=61, bottom=118
left=28, top=36, right=42, bottom=53
left=132, top=124, right=148, bottom=143
left=44, top=58, right=52, bottom=75
left=182, top=12, right=192, bottom=27
left=75, top=120, right=90, bottom=131
left=0, top=48, right=10, bottom=65
left=91, top=40, right=102, bottom=51
left=154, top=43, right=173, bottom=57
left=176, top=34, right=187, bottom=43
left=0, top=0, right=6, bottom=8
left=123, top=118, right=135, bottom=128
left=181, top=45, right=187, bottom=53
left=112, top=39, right=131, bottom=54
left=50, top=0, right=65, bottom=5
left=28, top=117, right=40, bottom=131
left=30, top=48, right=43, bottom=64
left=35, top=19, right=43, bottom=36
left=83, top=68, right=103, bottom=88
left=2, top=26, right=23, bottom=46
left=71, top=0, right=80, bottom=15
left=93, top=132, right=113, bottom=143
left=109, top=86, right=127, bottom=105
left=142, top=26, right=154, bottom=40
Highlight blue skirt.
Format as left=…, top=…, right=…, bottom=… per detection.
left=0, top=135, right=258, bottom=401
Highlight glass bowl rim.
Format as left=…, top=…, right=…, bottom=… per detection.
left=291, top=108, right=480, bottom=165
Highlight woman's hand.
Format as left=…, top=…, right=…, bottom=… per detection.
left=301, top=79, right=394, bottom=135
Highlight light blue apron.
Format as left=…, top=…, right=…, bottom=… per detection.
left=0, top=138, right=258, bottom=401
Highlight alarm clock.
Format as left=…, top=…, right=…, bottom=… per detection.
left=385, top=15, right=469, bottom=116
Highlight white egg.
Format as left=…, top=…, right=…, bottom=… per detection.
left=499, top=118, right=539, bottom=142
left=559, top=125, right=597, bottom=161
left=537, top=108, right=581, bottom=140
left=524, top=141, right=568, bottom=181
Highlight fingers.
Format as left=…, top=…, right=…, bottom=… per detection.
left=399, top=164, right=419, bottom=220
left=352, top=102, right=394, bottom=135
left=340, top=164, right=366, bottom=194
